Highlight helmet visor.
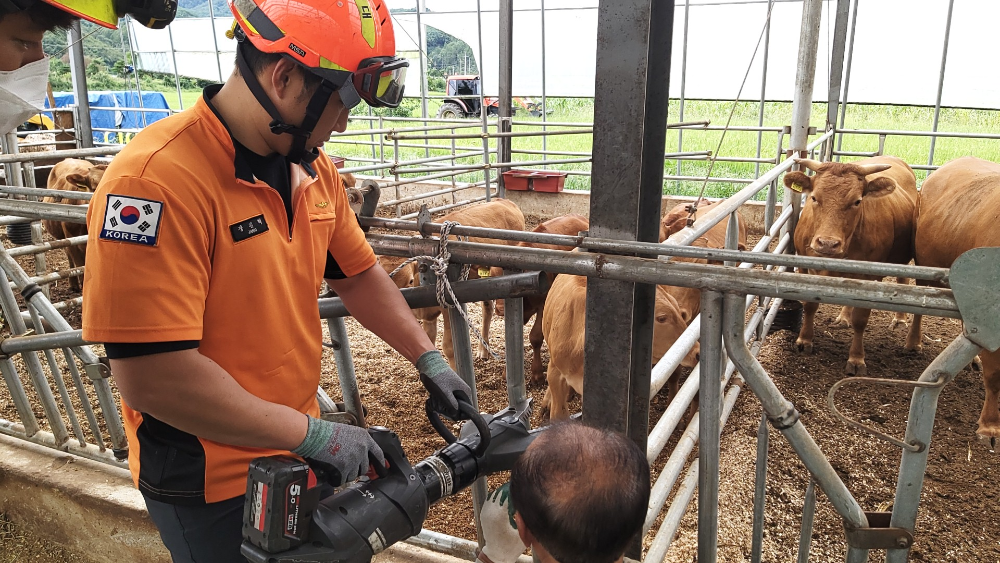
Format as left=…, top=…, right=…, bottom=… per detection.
left=353, top=57, right=408, bottom=108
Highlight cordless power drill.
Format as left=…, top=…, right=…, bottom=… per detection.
left=240, top=402, right=537, bottom=563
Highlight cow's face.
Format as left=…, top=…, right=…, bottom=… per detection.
left=783, top=160, right=894, bottom=258
left=378, top=256, right=417, bottom=289
left=652, top=287, right=700, bottom=367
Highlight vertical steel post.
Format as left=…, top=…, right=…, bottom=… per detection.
left=584, top=3, right=674, bottom=558
left=698, top=290, right=724, bottom=563
left=475, top=0, right=492, bottom=199
left=497, top=0, right=514, bottom=197
left=797, top=480, right=817, bottom=563
left=415, top=0, right=430, bottom=122
left=824, top=0, right=852, bottom=161
left=750, top=413, right=769, bottom=563
left=124, top=18, right=149, bottom=128
left=885, top=335, right=982, bottom=563
left=789, top=0, right=823, bottom=156
left=166, top=25, right=185, bottom=110
left=327, top=317, right=366, bottom=427
left=67, top=21, right=93, bottom=148
left=785, top=0, right=823, bottom=249
left=835, top=0, right=860, bottom=160
left=755, top=0, right=773, bottom=180
left=927, top=0, right=955, bottom=168
left=206, top=0, right=225, bottom=83
left=539, top=0, right=548, bottom=165
left=676, top=0, right=691, bottom=185
left=503, top=296, right=528, bottom=413
left=447, top=305, right=487, bottom=548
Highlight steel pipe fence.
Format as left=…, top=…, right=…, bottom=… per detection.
left=0, top=158, right=993, bottom=563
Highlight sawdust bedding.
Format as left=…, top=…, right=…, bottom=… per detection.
left=1, top=218, right=998, bottom=562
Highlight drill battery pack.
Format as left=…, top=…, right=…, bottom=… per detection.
left=242, top=455, right=323, bottom=553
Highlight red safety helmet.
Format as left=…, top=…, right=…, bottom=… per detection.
left=229, top=0, right=407, bottom=109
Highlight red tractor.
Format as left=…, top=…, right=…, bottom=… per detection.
left=436, top=75, right=548, bottom=119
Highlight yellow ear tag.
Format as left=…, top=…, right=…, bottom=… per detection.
left=791, top=182, right=804, bottom=192
left=478, top=267, right=491, bottom=278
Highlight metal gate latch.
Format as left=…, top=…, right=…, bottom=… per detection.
left=844, top=511, right=914, bottom=550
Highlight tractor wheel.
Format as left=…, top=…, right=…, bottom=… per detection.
left=437, top=102, right=464, bottom=119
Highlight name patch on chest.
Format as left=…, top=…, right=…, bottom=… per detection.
left=100, top=194, right=163, bottom=246
left=230, top=215, right=269, bottom=242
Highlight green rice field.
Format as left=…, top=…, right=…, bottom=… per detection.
left=160, top=91, right=1000, bottom=198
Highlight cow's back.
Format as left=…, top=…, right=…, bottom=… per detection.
left=915, top=156, right=1000, bottom=268
left=442, top=199, right=525, bottom=245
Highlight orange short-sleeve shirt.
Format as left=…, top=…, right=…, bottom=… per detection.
left=82, top=91, right=376, bottom=503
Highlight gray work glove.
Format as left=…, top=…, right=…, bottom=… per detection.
left=416, top=350, right=473, bottom=420
left=292, top=416, right=385, bottom=486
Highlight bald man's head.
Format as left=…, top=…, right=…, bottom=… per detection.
left=510, top=422, right=650, bottom=563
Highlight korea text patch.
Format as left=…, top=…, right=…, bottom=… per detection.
left=100, top=194, right=163, bottom=246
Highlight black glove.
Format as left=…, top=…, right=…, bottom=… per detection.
left=416, top=350, right=473, bottom=419
left=292, top=415, right=385, bottom=486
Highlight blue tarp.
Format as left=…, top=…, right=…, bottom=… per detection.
left=45, top=91, right=172, bottom=144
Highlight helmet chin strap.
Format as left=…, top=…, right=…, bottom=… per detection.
left=235, top=43, right=334, bottom=166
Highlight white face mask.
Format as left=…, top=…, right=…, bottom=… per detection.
left=0, top=56, right=50, bottom=134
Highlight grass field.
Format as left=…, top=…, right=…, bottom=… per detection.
left=158, top=90, right=1000, bottom=198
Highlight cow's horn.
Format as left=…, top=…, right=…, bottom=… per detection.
left=854, top=163, right=892, bottom=176
left=795, top=158, right=823, bottom=172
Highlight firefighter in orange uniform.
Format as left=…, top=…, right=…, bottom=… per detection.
left=81, top=1, right=469, bottom=561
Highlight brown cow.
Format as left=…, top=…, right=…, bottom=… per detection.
left=659, top=199, right=748, bottom=321
left=782, top=155, right=918, bottom=375
left=377, top=254, right=418, bottom=290
left=489, top=214, right=589, bottom=384
left=910, top=156, right=1000, bottom=439
left=418, top=199, right=525, bottom=367
left=41, top=159, right=107, bottom=292
left=540, top=274, right=700, bottom=421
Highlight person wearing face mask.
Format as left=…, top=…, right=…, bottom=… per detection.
left=80, top=1, right=471, bottom=561
left=0, top=0, right=176, bottom=134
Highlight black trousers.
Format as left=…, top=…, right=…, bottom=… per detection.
left=143, top=494, right=247, bottom=563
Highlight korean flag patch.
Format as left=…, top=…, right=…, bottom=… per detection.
left=100, top=194, right=163, bottom=247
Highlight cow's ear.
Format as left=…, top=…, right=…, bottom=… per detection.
left=783, top=171, right=812, bottom=193
left=864, top=176, right=897, bottom=198
left=65, top=173, right=88, bottom=190
left=679, top=308, right=692, bottom=323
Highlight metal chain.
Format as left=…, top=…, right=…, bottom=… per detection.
left=387, top=221, right=500, bottom=360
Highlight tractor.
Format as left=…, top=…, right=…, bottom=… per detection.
left=436, top=75, right=549, bottom=119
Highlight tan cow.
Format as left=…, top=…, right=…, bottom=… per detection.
left=540, top=274, right=700, bottom=421
left=910, top=156, right=1000, bottom=439
left=378, top=254, right=418, bottom=290
left=419, top=199, right=525, bottom=367
left=489, top=214, right=589, bottom=384
left=782, top=155, right=918, bottom=375
left=41, top=159, right=107, bottom=292
left=659, top=199, right=748, bottom=321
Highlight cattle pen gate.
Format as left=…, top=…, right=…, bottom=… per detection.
left=1, top=1, right=999, bottom=562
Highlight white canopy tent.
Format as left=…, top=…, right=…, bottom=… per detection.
left=126, top=0, right=1000, bottom=109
